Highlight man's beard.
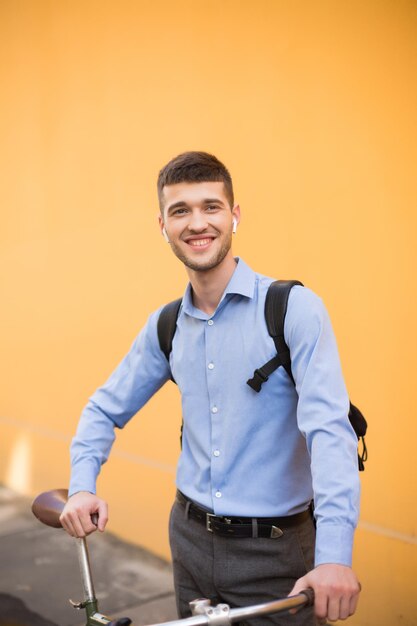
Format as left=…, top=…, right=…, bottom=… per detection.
left=169, top=233, right=232, bottom=273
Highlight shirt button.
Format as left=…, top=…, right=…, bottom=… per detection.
left=213, top=450, right=220, bottom=457
left=211, top=406, right=218, bottom=414
left=215, top=491, right=222, bottom=498
left=207, top=319, right=214, bottom=326
left=208, top=363, right=214, bottom=370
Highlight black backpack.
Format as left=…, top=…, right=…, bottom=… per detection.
left=157, top=280, right=367, bottom=470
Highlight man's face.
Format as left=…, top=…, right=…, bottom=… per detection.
left=159, top=181, right=240, bottom=273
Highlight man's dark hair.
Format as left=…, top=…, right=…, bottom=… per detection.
left=157, top=151, right=234, bottom=211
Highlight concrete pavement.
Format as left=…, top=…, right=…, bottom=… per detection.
left=0, top=485, right=177, bottom=626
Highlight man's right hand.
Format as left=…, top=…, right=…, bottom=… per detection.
left=59, top=491, right=108, bottom=538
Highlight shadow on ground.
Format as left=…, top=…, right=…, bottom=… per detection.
left=0, top=593, right=58, bottom=626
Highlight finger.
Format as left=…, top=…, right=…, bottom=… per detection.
left=287, top=578, right=306, bottom=614
left=339, top=593, right=351, bottom=620
left=96, top=500, right=108, bottom=532
left=81, top=513, right=99, bottom=536
left=349, top=586, right=361, bottom=616
left=60, top=514, right=78, bottom=538
left=59, top=515, right=74, bottom=537
left=314, top=589, right=329, bottom=622
left=78, top=505, right=101, bottom=535
left=68, top=511, right=89, bottom=538
left=327, top=594, right=341, bottom=623
left=72, top=501, right=103, bottom=536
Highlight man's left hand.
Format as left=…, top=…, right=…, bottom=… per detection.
left=289, top=563, right=361, bottom=622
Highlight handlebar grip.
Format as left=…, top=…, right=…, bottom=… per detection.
left=300, top=587, right=315, bottom=607
left=107, top=619, right=132, bottom=626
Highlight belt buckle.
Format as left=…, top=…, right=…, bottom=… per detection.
left=271, top=525, right=284, bottom=538
left=206, top=513, right=215, bottom=532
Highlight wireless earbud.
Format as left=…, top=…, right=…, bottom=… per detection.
left=162, top=227, right=170, bottom=243
left=232, top=218, right=238, bottom=234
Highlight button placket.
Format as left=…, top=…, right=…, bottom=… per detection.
left=205, top=313, right=224, bottom=510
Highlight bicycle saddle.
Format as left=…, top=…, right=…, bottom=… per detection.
left=31, top=489, right=68, bottom=528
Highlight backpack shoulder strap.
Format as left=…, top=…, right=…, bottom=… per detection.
left=157, top=297, right=183, bottom=444
left=265, top=280, right=303, bottom=381
left=264, top=280, right=303, bottom=337
left=247, top=280, right=368, bottom=470
left=246, top=280, right=303, bottom=392
left=157, top=297, right=182, bottom=362
left=248, top=281, right=368, bottom=469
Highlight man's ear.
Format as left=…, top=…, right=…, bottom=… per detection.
left=158, top=215, right=170, bottom=243
left=232, top=204, right=241, bottom=228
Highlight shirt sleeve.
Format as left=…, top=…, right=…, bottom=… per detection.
left=69, top=308, right=171, bottom=496
left=285, top=286, right=360, bottom=567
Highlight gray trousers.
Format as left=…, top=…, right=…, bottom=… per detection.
left=169, top=499, right=318, bottom=626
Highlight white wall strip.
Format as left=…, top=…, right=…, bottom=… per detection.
left=111, top=449, right=175, bottom=474
left=0, top=415, right=69, bottom=442
left=0, top=416, right=175, bottom=475
left=357, top=521, right=417, bottom=546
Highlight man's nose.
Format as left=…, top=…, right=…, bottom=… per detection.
left=188, top=210, right=208, bottom=232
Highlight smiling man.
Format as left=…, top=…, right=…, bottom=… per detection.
left=159, top=180, right=239, bottom=276
left=61, top=152, right=361, bottom=625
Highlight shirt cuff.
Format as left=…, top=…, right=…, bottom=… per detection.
left=69, top=465, right=98, bottom=497
left=315, top=522, right=355, bottom=567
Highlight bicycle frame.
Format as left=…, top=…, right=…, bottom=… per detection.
left=31, top=490, right=314, bottom=626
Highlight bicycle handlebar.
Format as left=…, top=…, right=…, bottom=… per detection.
left=142, top=589, right=314, bottom=626
left=96, top=588, right=313, bottom=626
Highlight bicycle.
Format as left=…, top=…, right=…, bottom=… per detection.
left=32, top=489, right=314, bottom=626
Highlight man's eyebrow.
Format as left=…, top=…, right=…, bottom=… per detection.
left=166, top=198, right=226, bottom=213
left=202, top=198, right=226, bottom=205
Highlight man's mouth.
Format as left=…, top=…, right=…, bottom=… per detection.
left=183, top=235, right=216, bottom=249
left=188, top=238, right=214, bottom=247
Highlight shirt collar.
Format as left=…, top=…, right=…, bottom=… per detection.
left=223, top=257, right=256, bottom=299
left=181, top=258, right=256, bottom=318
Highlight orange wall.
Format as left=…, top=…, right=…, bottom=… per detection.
left=1, top=2, right=416, bottom=625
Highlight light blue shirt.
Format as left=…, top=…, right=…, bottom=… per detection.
left=70, top=258, right=360, bottom=567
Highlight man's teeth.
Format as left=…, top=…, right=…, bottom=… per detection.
left=189, top=238, right=212, bottom=247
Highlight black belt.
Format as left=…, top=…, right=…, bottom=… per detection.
left=176, top=491, right=311, bottom=538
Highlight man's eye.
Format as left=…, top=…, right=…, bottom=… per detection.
left=173, top=208, right=188, bottom=215
left=206, top=205, right=219, bottom=211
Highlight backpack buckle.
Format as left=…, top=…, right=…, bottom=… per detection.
left=246, top=369, right=269, bottom=393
